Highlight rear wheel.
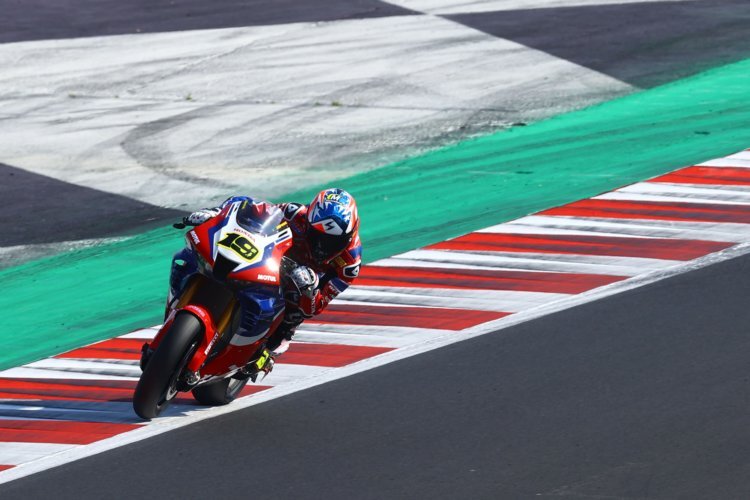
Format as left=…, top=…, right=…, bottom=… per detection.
left=192, top=377, right=248, bottom=406
left=133, top=313, right=202, bottom=420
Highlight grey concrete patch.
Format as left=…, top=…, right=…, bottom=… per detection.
left=0, top=16, right=630, bottom=211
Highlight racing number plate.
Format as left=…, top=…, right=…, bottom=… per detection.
left=218, top=233, right=260, bottom=263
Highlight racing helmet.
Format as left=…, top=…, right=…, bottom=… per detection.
left=307, top=188, right=359, bottom=263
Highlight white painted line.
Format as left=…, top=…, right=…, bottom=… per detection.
left=317, top=298, right=449, bottom=310
left=0, top=401, right=150, bottom=424
left=488, top=215, right=750, bottom=243
left=296, top=323, right=455, bottom=339
left=652, top=182, right=750, bottom=193
left=621, top=182, right=750, bottom=199
left=119, top=328, right=161, bottom=340
left=293, top=330, right=418, bottom=349
left=596, top=191, right=750, bottom=206
left=478, top=221, right=653, bottom=238
left=255, top=364, right=331, bottom=387
left=697, top=158, right=750, bottom=168
left=57, top=359, right=140, bottom=367
left=0, top=367, right=138, bottom=381
left=389, top=249, right=679, bottom=276
left=24, top=359, right=142, bottom=379
left=341, top=286, right=569, bottom=312
left=0, top=443, right=78, bottom=466
left=724, top=151, right=750, bottom=162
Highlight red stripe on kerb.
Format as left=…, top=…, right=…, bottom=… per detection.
left=0, top=379, right=136, bottom=401
left=652, top=166, right=750, bottom=185
left=428, top=231, right=731, bottom=261
left=357, top=266, right=625, bottom=294
left=57, top=338, right=144, bottom=360
left=0, top=378, right=268, bottom=403
left=53, top=337, right=389, bottom=370
left=539, top=199, right=750, bottom=225
left=280, top=343, right=394, bottom=367
left=309, top=304, right=508, bottom=330
left=0, top=465, right=15, bottom=472
left=0, top=420, right=139, bottom=445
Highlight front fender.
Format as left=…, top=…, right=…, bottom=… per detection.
left=180, top=305, right=218, bottom=373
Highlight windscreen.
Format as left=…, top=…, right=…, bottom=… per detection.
left=235, top=200, right=284, bottom=236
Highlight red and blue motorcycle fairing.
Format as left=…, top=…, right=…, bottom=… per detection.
left=133, top=198, right=294, bottom=419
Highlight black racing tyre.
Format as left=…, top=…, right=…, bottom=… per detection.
left=133, top=313, right=202, bottom=420
left=192, top=377, right=248, bottom=406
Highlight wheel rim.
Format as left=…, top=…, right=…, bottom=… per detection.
left=226, top=378, right=246, bottom=398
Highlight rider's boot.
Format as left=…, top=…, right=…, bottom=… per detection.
left=237, top=316, right=302, bottom=381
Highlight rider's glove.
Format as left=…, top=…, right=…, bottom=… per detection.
left=288, top=266, right=319, bottom=299
left=184, top=208, right=220, bottom=226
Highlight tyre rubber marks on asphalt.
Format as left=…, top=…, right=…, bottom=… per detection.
left=2, top=148, right=750, bottom=475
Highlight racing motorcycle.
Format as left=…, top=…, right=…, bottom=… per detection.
left=133, top=199, right=294, bottom=420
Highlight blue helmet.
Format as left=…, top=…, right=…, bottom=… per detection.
left=307, top=188, right=359, bottom=263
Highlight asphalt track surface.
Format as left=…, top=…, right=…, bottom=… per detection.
left=448, top=0, right=750, bottom=88
left=4, top=253, right=750, bottom=498
left=0, top=0, right=416, bottom=43
left=0, top=164, right=183, bottom=247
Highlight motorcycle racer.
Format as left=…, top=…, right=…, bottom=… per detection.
left=181, top=188, right=362, bottom=374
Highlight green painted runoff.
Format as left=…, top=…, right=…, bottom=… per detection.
left=2, top=58, right=750, bottom=369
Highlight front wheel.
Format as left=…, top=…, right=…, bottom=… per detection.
left=133, top=313, right=202, bottom=420
left=192, top=377, right=248, bottom=406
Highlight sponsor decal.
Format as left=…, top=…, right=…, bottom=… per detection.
left=276, top=228, right=293, bottom=243
left=204, top=331, right=220, bottom=355
left=324, top=192, right=342, bottom=203
left=257, top=274, right=277, bottom=282
left=232, top=227, right=255, bottom=239
left=284, top=203, right=303, bottom=220
left=190, top=231, right=200, bottom=244
left=315, top=218, right=343, bottom=235
left=343, top=262, right=361, bottom=279
left=218, top=233, right=260, bottom=263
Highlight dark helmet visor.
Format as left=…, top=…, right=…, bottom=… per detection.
left=308, top=228, right=351, bottom=263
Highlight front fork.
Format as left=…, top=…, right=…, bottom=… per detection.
left=139, top=248, right=199, bottom=370
left=139, top=276, right=236, bottom=381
